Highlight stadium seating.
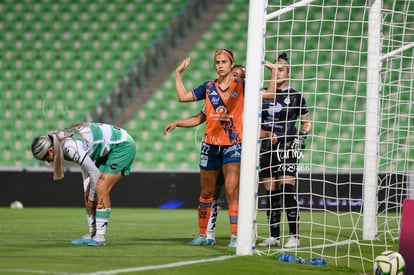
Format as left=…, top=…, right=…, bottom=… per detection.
left=0, top=0, right=189, bottom=167
left=1, top=0, right=412, bottom=171
left=124, top=0, right=412, bottom=171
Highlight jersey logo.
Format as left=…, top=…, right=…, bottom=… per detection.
left=216, top=106, right=228, bottom=114
left=211, top=97, right=220, bottom=105
left=209, top=90, right=218, bottom=96
left=231, top=91, right=238, bottom=98
left=231, top=150, right=241, bottom=158
left=64, top=145, right=81, bottom=162
left=284, top=97, right=291, bottom=105
left=268, top=103, right=283, bottom=114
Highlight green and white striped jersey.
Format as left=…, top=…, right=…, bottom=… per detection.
left=63, top=123, right=128, bottom=164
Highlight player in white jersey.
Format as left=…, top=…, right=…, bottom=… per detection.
left=31, top=122, right=136, bottom=247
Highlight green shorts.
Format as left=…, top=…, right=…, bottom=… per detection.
left=96, top=136, right=136, bottom=176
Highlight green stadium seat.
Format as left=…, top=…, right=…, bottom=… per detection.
left=1, top=0, right=191, bottom=169
left=2, top=0, right=411, bottom=172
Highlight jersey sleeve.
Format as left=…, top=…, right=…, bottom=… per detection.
left=80, top=167, right=90, bottom=192
left=298, top=94, right=309, bottom=117
left=192, top=81, right=209, bottom=100
left=82, top=155, right=100, bottom=201
left=201, top=105, right=206, bottom=116
left=63, top=139, right=100, bottom=201
left=63, top=139, right=87, bottom=165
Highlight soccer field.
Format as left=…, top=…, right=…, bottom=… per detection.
left=0, top=207, right=385, bottom=274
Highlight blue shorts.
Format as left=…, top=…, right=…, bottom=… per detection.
left=199, top=142, right=242, bottom=170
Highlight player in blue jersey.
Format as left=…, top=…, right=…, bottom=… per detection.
left=31, top=122, right=136, bottom=247
left=258, top=53, right=311, bottom=248
left=164, top=65, right=245, bottom=244
left=174, top=49, right=244, bottom=247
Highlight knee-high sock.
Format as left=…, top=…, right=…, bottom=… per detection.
left=85, top=208, right=96, bottom=237
left=206, top=197, right=218, bottom=240
left=95, top=207, right=111, bottom=238
left=228, top=204, right=238, bottom=236
left=265, top=190, right=281, bottom=238
left=198, top=196, right=213, bottom=236
left=282, top=184, right=299, bottom=236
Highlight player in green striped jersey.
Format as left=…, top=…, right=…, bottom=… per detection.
left=31, top=122, right=136, bottom=247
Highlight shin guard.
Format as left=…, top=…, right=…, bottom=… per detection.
left=282, top=184, right=299, bottom=236
left=228, top=204, right=238, bottom=236
left=198, top=196, right=213, bottom=236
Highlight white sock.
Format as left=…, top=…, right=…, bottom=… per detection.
left=206, top=199, right=218, bottom=240
left=86, top=213, right=96, bottom=237
left=95, top=208, right=111, bottom=240
left=86, top=210, right=96, bottom=237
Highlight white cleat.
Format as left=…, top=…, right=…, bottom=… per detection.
left=227, top=235, right=237, bottom=248
left=258, top=237, right=280, bottom=247
left=284, top=235, right=300, bottom=248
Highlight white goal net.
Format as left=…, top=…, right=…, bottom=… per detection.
left=239, top=0, right=414, bottom=272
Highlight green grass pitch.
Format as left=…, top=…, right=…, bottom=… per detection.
left=0, top=207, right=396, bottom=274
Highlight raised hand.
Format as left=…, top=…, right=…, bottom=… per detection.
left=176, top=57, right=191, bottom=74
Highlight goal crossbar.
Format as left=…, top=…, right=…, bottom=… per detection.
left=265, top=0, right=316, bottom=21
left=380, top=42, right=414, bottom=61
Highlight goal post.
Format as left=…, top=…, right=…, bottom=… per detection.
left=237, top=0, right=266, bottom=256
left=239, top=0, right=414, bottom=271
left=363, top=0, right=381, bottom=241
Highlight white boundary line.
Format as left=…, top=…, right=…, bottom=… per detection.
left=0, top=255, right=237, bottom=275
left=0, top=270, right=72, bottom=275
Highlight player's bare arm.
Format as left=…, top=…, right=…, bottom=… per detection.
left=300, top=113, right=311, bottom=133
left=263, top=60, right=280, bottom=98
left=175, top=57, right=195, bottom=102
left=260, top=129, right=278, bottom=144
left=164, top=112, right=206, bottom=135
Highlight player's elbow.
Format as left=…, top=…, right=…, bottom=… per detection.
left=304, top=122, right=311, bottom=133
left=177, top=94, right=195, bottom=102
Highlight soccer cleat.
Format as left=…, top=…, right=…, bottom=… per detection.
left=206, top=238, right=216, bottom=245
left=284, top=235, right=300, bottom=248
left=71, top=234, right=93, bottom=245
left=188, top=234, right=208, bottom=246
left=87, top=235, right=106, bottom=247
left=227, top=235, right=237, bottom=248
left=87, top=239, right=106, bottom=247
left=257, top=237, right=280, bottom=247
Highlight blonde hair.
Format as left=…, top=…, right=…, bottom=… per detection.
left=32, top=122, right=89, bottom=180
